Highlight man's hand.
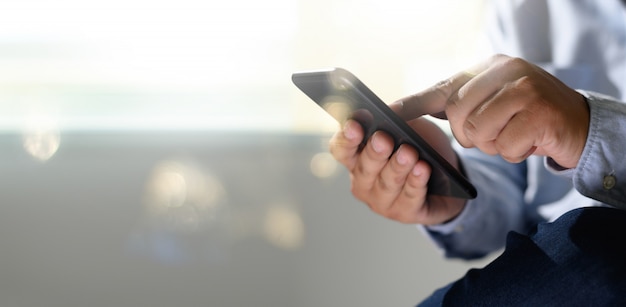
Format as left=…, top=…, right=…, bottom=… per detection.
left=329, top=54, right=590, bottom=225
left=398, top=54, right=589, bottom=169
left=329, top=118, right=466, bottom=225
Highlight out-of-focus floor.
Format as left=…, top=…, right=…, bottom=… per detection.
left=0, top=131, right=490, bottom=307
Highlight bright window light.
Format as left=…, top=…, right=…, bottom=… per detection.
left=0, top=0, right=485, bottom=132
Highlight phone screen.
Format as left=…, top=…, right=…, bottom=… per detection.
left=292, top=68, right=477, bottom=199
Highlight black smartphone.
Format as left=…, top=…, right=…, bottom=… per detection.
left=292, top=67, right=477, bottom=199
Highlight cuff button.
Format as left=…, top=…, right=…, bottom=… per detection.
left=603, top=175, right=616, bottom=190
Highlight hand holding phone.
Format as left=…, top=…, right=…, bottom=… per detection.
left=292, top=68, right=476, bottom=199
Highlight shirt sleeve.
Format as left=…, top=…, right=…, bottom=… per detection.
left=421, top=146, right=528, bottom=259
left=565, top=91, right=626, bottom=209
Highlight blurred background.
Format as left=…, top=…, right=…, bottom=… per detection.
left=0, top=0, right=494, bottom=306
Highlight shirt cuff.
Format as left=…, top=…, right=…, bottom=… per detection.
left=571, top=90, right=626, bottom=209
left=544, top=157, right=575, bottom=178
left=425, top=201, right=471, bottom=234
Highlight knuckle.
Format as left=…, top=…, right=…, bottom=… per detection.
left=446, top=95, right=462, bottom=115
left=376, top=177, right=390, bottom=191
left=392, top=173, right=409, bottom=186
left=329, top=138, right=357, bottom=164
left=502, top=56, right=528, bottom=71
left=377, top=172, right=405, bottom=191
left=402, top=185, right=425, bottom=202
left=464, top=113, right=500, bottom=151
left=512, top=75, right=537, bottom=93
left=493, top=139, right=509, bottom=155
left=401, top=188, right=417, bottom=199
left=355, top=162, right=369, bottom=177
left=433, top=79, right=454, bottom=102
left=462, top=118, right=479, bottom=141
left=490, top=53, right=509, bottom=62
left=494, top=141, right=522, bottom=163
left=449, top=121, right=471, bottom=147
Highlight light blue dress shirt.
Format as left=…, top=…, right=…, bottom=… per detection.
left=425, top=0, right=626, bottom=259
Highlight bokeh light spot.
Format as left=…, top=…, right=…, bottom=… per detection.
left=22, top=114, right=61, bottom=162
left=321, top=100, right=352, bottom=123
left=144, top=160, right=227, bottom=234
left=263, top=204, right=304, bottom=250
left=310, top=152, right=340, bottom=179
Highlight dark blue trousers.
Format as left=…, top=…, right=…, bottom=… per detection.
left=419, top=207, right=626, bottom=306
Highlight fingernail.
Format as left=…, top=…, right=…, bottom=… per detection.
left=371, top=134, right=384, bottom=153
left=343, top=121, right=357, bottom=140
left=412, top=165, right=422, bottom=176
left=396, top=150, right=407, bottom=165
